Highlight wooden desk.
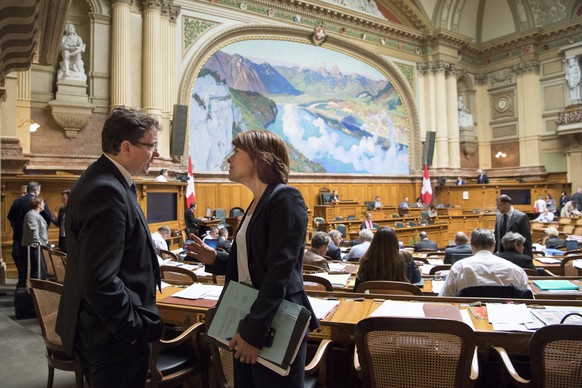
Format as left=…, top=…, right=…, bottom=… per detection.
left=203, top=219, right=221, bottom=228
left=225, top=216, right=242, bottom=236
left=347, top=223, right=449, bottom=247
left=314, top=202, right=366, bottom=221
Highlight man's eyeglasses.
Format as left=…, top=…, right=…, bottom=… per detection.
left=133, top=141, right=158, bottom=151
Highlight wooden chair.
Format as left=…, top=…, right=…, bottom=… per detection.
left=313, top=217, right=326, bottom=231
left=47, top=248, right=67, bottom=284
left=29, top=279, right=84, bottom=388
left=394, top=222, right=405, bottom=228
left=408, top=221, right=417, bottom=227
left=355, top=281, right=422, bottom=296
left=457, top=285, right=534, bottom=299
left=303, top=274, right=333, bottom=291
left=492, top=324, right=582, bottom=387
left=146, top=322, right=206, bottom=387
left=40, top=245, right=56, bottom=282
left=205, top=308, right=333, bottom=388
left=559, top=254, right=582, bottom=276
left=355, top=317, right=478, bottom=388
left=561, top=225, right=575, bottom=234
left=303, top=264, right=327, bottom=274
left=160, top=265, right=199, bottom=286
left=429, top=265, right=452, bottom=275
left=522, top=268, right=539, bottom=277
left=158, top=249, right=179, bottom=262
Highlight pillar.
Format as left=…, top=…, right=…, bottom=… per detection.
left=110, top=0, right=132, bottom=109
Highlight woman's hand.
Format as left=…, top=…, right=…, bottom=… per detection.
left=184, top=234, right=217, bottom=265
left=229, top=333, right=260, bottom=364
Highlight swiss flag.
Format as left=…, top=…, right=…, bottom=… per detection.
left=186, top=155, right=196, bottom=207
left=421, top=163, right=433, bottom=205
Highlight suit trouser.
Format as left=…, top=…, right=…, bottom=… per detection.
left=233, top=336, right=307, bottom=388
left=74, top=336, right=151, bottom=388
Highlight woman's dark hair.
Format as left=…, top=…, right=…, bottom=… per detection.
left=102, top=106, right=160, bottom=154
left=232, top=130, right=289, bottom=184
left=357, top=227, right=407, bottom=283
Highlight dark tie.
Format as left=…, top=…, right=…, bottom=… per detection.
left=130, top=183, right=137, bottom=199
left=501, top=213, right=509, bottom=238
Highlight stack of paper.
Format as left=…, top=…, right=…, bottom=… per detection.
left=311, top=272, right=351, bottom=287
left=172, top=283, right=224, bottom=300
left=486, top=304, right=538, bottom=332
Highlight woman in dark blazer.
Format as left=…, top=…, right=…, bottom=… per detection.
left=187, top=130, right=318, bottom=387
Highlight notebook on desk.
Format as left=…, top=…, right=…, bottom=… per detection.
left=533, top=280, right=580, bottom=291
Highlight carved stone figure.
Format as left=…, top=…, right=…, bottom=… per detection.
left=565, top=56, right=581, bottom=102
left=58, top=23, right=86, bottom=81
left=458, top=96, right=474, bottom=129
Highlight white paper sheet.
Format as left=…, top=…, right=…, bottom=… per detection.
left=369, top=300, right=425, bottom=318
left=430, top=280, right=445, bottom=294
left=172, top=283, right=224, bottom=300
left=307, top=297, right=340, bottom=319
left=487, top=303, right=532, bottom=324
left=311, top=272, right=351, bottom=287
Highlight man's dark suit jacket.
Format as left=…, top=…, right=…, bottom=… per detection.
left=56, top=155, right=163, bottom=356
left=414, top=239, right=438, bottom=252
left=494, top=209, right=532, bottom=257
left=217, top=237, right=232, bottom=252
left=185, top=209, right=205, bottom=236
left=327, top=241, right=342, bottom=261
left=495, top=250, right=536, bottom=269
left=206, top=183, right=319, bottom=349
left=8, top=193, right=52, bottom=242
left=477, top=174, right=489, bottom=184
left=444, top=244, right=472, bottom=264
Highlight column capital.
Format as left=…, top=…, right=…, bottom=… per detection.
left=169, top=5, right=181, bottom=24
left=112, top=0, right=133, bottom=5
left=511, top=60, right=540, bottom=76
left=142, top=0, right=163, bottom=11
left=416, top=61, right=456, bottom=75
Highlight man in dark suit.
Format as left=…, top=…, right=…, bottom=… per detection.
left=414, top=231, right=438, bottom=251
left=56, top=106, right=164, bottom=387
left=476, top=169, right=489, bottom=184
left=51, top=189, right=70, bottom=253
left=327, top=229, right=343, bottom=261
left=494, top=194, right=532, bottom=257
left=7, top=181, right=52, bottom=288
left=185, top=203, right=207, bottom=237
left=444, top=231, right=472, bottom=264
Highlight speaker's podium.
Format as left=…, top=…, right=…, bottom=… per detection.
left=314, top=201, right=365, bottom=221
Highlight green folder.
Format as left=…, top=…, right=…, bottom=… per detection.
left=533, top=280, right=580, bottom=291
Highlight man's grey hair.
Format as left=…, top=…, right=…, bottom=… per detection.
left=158, top=225, right=171, bottom=234
left=501, top=232, right=525, bottom=251
left=419, top=231, right=428, bottom=240
left=545, top=227, right=559, bottom=238
left=359, top=229, right=373, bottom=241
left=328, top=229, right=342, bottom=239
left=312, top=231, right=330, bottom=248
left=470, top=228, right=495, bottom=250
left=454, top=231, right=469, bottom=245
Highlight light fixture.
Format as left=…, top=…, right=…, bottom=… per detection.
left=17, top=119, right=40, bottom=132
left=495, top=151, right=507, bottom=159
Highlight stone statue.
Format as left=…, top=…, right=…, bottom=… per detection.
left=565, top=56, right=581, bottom=102
left=458, top=96, right=474, bottom=128
left=58, top=23, right=86, bottom=81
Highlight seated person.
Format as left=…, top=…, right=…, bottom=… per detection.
left=327, top=229, right=343, bottom=261
left=544, top=227, right=564, bottom=249
left=560, top=200, right=581, bottom=218
left=372, top=195, right=383, bottom=209
left=439, top=229, right=529, bottom=296
left=415, top=197, right=424, bottom=208
left=444, top=231, right=472, bottom=264
left=345, top=229, right=373, bottom=262
left=495, top=232, right=536, bottom=269
left=330, top=189, right=339, bottom=203
left=354, top=227, right=421, bottom=291
left=360, top=212, right=376, bottom=230
left=151, top=225, right=171, bottom=254
left=217, top=227, right=232, bottom=252
left=456, top=177, right=466, bottom=185
left=155, top=168, right=168, bottom=182
left=399, top=196, right=409, bottom=209
left=534, top=209, right=555, bottom=222
left=303, top=232, right=330, bottom=271
left=414, top=231, right=438, bottom=251
left=184, top=203, right=207, bottom=237
left=427, top=204, right=438, bottom=217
